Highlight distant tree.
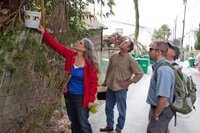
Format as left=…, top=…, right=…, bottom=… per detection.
left=152, top=24, right=172, bottom=41
left=152, top=28, right=165, bottom=40
left=195, top=27, right=200, bottom=50
left=186, top=45, right=190, bottom=51
left=173, top=38, right=181, bottom=47
left=161, top=24, right=171, bottom=41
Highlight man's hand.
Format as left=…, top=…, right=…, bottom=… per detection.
left=154, top=116, right=159, bottom=121
left=88, top=102, right=94, bottom=108
left=37, top=24, right=45, bottom=34
left=154, top=96, right=168, bottom=121
left=119, top=81, right=132, bottom=87
left=101, top=80, right=107, bottom=86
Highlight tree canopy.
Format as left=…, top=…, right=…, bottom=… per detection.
left=173, top=38, right=181, bottom=47
left=161, top=24, right=171, bottom=41
left=152, top=28, right=165, bottom=40
left=195, top=26, right=200, bottom=50
left=152, top=24, right=171, bottom=41
left=0, top=0, right=116, bottom=36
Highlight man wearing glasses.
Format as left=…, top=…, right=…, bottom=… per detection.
left=146, top=40, right=175, bottom=133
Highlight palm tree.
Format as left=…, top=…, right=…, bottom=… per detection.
left=161, top=24, right=171, bottom=41
left=133, top=0, right=147, bottom=54
left=133, top=0, right=139, bottom=44
left=152, top=28, right=165, bottom=40
left=127, top=0, right=147, bottom=55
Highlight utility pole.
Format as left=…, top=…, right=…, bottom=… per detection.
left=181, top=3, right=187, bottom=61
left=100, top=1, right=103, bottom=23
left=174, top=16, right=178, bottom=45
left=92, top=0, right=95, bottom=17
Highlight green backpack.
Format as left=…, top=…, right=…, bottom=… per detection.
left=154, top=62, right=196, bottom=114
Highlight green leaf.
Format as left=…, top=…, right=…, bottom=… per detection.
left=26, top=50, right=30, bottom=55
left=30, top=123, right=48, bottom=133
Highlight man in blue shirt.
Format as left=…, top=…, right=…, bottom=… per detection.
left=146, top=40, right=175, bottom=133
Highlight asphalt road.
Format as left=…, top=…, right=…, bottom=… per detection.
left=89, top=61, right=200, bottom=133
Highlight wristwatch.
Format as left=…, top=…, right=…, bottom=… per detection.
left=154, top=113, right=159, bottom=118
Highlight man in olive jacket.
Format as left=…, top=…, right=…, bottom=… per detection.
left=100, top=40, right=143, bottom=133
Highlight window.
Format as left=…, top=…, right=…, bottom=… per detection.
left=116, top=28, right=123, bottom=35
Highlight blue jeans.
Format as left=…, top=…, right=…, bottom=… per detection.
left=105, top=88, right=127, bottom=130
left=64, top=94, right=92, bottom=133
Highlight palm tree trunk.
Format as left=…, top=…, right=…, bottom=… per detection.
left=133, top=0, right=139, bottom=45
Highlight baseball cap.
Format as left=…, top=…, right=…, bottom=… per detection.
left=167, top=42, right=180, bottom=60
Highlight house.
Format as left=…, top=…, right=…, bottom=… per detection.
left=102, top=20, right=153, bottom=49
left=84, top=18, right=108, bottom=52
left=82, top=7, right=108, bottom=52
left=184, top=28, right=198, bottom=51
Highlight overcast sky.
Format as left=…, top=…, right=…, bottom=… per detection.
left=94, top=0, right=200, bottom=38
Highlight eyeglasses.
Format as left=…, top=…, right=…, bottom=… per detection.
left=149, top=47, right=164, bottom=52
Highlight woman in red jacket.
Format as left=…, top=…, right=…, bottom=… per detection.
left=38, top=25, right=101, bottom=133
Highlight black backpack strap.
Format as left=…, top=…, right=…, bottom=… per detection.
left=174, top=112, right=177, bottom=126
left=172, top=62, right=178, bottom=66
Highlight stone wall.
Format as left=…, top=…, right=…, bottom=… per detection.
left=0, top=31, right=69, bottom=133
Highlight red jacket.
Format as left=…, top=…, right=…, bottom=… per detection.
left=43, top=30, right=98, bottom=108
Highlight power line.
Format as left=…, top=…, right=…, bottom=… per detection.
left=188, top=0, right=199, bottom=14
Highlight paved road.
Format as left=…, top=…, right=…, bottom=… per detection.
left=89, top=61, right=200, bottom=133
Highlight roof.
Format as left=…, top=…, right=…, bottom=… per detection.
left=84, top=18, right=108, bottom=30
left=103, top=19, right=152, bottom=30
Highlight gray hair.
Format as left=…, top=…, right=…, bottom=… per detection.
left=83, top=38, right=102, bottom=74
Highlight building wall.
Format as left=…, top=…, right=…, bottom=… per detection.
left=103, top=21, right=152, bottom=48
left=184, top=30, right=198, bottom=51
left=87, top=31, right=102, bottom=51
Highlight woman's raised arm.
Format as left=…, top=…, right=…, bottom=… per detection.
left=37, top=25, right=75, bottom=58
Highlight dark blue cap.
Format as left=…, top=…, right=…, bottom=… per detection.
left=167, top=42, right=180, bottom=60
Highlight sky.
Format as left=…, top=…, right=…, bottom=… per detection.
left=93, top=0, right=200, bottom=38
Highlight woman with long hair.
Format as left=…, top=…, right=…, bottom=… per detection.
left=37, top=25, right=101, bottom=133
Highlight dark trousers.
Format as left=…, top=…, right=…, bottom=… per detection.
left=65, top=94, right=92, bottom=133
left=147, top=106, right=175, bottom=133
